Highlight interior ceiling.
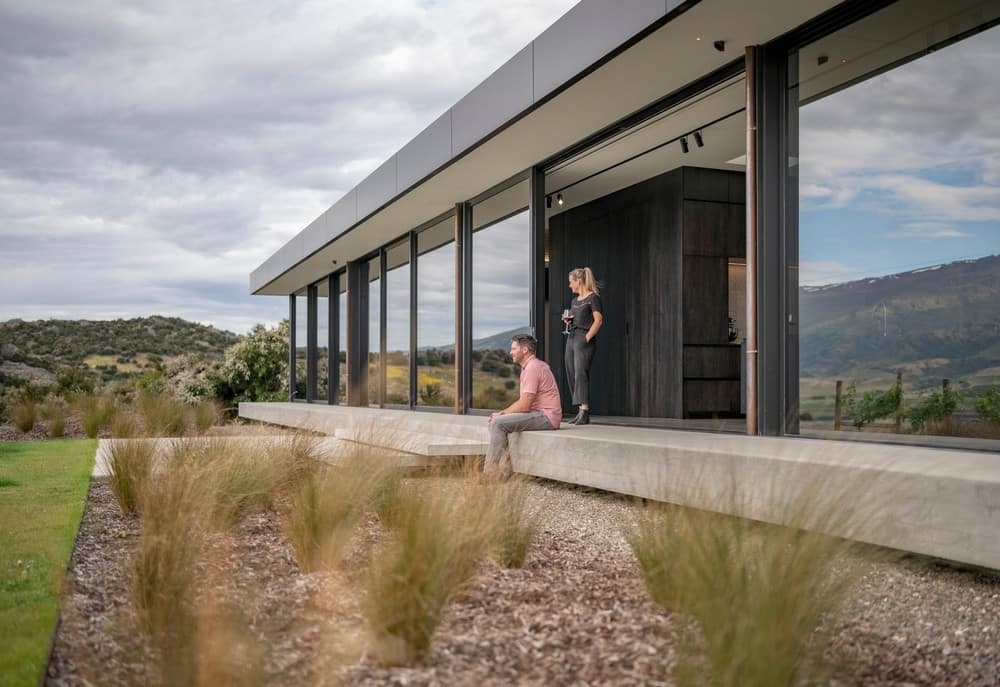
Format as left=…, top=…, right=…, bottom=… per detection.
left=544, top=75, right=747, bottom=217
left=255, top=0, right=847, bottom=295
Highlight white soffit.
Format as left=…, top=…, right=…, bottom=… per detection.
left=254, top=0, right=843, bottom=295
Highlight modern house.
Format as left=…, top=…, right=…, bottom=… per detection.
left=243, top=0, right=1000, bottom=569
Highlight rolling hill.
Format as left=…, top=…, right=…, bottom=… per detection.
left=800, top=254, right=1000, bottom=390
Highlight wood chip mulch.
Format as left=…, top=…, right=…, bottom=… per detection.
left=45, top=478, right=1000, bottom=686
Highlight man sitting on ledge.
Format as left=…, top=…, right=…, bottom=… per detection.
left=485, top=334, right=562, bottom=481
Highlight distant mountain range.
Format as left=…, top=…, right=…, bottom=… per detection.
left=800, top=254, right=1000, bottom=388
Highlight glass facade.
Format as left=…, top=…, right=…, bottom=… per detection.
left=385, top=240, right=411, bottom=406
left=471, top=180, right=530, bottom=410
left=416, top=217, right=456, bottom=408
left=294, top=293, right=307, bottom=400
left=337, top=277, right=347, bottom=405
left=368, top=257, right=382, bottom=407
left=794, top=2, right=1000, bottom=439
left=315, top=281, right=328, bottom=401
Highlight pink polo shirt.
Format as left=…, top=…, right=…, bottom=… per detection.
left=519, top=355, right=562, bottom=428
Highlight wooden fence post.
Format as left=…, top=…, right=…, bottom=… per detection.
left=834, top=380, right=843, bottom=431
left=894, top=371, right=903, bottom=433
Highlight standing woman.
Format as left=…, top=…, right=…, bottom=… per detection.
left=563, top=267, right=603, bottom=425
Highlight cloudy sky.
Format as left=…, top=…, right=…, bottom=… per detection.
left=799, top=23, right=1000, bottom=286
left=0, top=0, right=576, bottom=334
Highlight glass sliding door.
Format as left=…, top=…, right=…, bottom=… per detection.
left=417, top=217, right=457, bottom=408
left=337, top=277, right=347, bottom=405
left=315, top=279, right=328, bottom=401
left=294, top=292, right=307, bottom=400
left=793, top=1, right=1000, bottom=440
left=471, top=179, right=530, bottom=410
left=385, top=239, right=411, bottom=406
left=368, top=257, right=381, bottom=407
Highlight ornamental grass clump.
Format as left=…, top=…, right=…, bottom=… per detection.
left=39, top=399, right=67, bottom=438
left=194, top=438, right=283, bottom=529
left=191, top=400, right=218, bottom=435
left=282, top=439, right=402, bottom=572
left=365, top=477, right=495, bottom=666
left=13, top=399, right=36, bottom=433
left=73, top=392, right=116, bottom=438
left=626, top=479, right=879, bottom=687
left=138, top=392, right=190, bottom=437
left=130, top=453, right=212, bottom=647
left=488, top=476, right=541, bottom=568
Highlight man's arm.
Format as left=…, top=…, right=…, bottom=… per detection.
left=489, top=392, right=537, bottom=424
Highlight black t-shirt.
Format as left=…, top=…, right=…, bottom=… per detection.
left=570, top=293, right=602, bottom=333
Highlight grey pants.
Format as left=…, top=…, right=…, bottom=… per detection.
left=484, top=411, right=554, bottom=479
left=564, top=330, right=596, bottom=406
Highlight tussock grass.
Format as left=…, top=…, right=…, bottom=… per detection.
left=40, top=400, right=67, bottom=438
left=626, top=479, right=881, bottom=687
left=365, top=477, right=494, bottom=666
left=138, top=393, right=189, bottom=437
left=282, top=440, right=402, bottom=572
left=13, top=399, right=36, bottom=433
left=191, top=400, right=218, bottom=435
left=487, top=476, right=540, bottom=568
left=73, top=393, right=115, bottom=439
left=106, top=440, right=155, bottom=515
left=130, top=455, right=211, bottom=649
left=185, top=438, right=282, bottom=528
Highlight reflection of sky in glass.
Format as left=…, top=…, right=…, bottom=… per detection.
left=417, top=242, right=455, bottom=348
left=316, top=292, right=328, bottom=349
left=799, top=24, right=1000, bottom=286
left=295, top=295, right=307, bottom=348
left=369, top=276, right=380, bottom=350
left=386, top=263, right=410, bottom=352
left=472, top=212, right=530, bottom=340
left=338, top=292, right=347, bottom=351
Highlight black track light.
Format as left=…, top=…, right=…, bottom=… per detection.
left=694, top=130, right=704, bottom=147
left=680, top=136, right=689, bottom=154
left=556, top=193, right=564, bottom=206
left=546, top=195, right=552, bottom=208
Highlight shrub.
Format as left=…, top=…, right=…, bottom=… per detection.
left=973, top=385, right=1000, bottom=425
left=365, top=478, right=494, bottom=665
left=56, top=367, right=95, bottom=396
left=215, top=321, right=289, bottom=403
left=13, top=400, right=36, bottom=432
left=843, top=380, right=902, bottom=429
left=909, top=385, right=960, bottom=432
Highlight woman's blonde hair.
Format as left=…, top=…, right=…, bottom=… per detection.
left=569, top=267, right=600, bottom=296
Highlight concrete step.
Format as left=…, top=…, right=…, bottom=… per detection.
left=333, top=427, right=487, bottom=456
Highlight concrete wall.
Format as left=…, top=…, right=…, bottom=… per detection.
left=240, top=402, right=1000, bottom=571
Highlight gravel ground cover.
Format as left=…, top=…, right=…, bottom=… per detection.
left=46, top=477, right=1000, bottom=686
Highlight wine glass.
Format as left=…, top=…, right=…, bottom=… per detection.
left=561, top=309, right=574, bottom=335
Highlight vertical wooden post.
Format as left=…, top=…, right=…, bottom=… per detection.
left=834, top=380, right=842, bottom=431
left=894, top=371, right=903, bottom=433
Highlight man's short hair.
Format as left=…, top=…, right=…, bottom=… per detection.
left=510, top=334, right=537, bottom=354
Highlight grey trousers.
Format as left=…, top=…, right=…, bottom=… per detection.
left=484, top=411, right=554, bottom=479
left=564, top=330, right=596, bottom=406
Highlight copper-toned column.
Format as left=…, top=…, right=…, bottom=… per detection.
left=745, top=45, right=759, bottom=436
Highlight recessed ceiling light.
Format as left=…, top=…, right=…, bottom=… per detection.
left=696, top=37, right=702, bottom=41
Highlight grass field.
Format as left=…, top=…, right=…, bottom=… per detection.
left=83, top=354, right=142, bottom=373
left=0, top=440, right=95, bottom=687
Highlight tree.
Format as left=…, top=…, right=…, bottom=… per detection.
left=214, top=321, right=289, bottom=403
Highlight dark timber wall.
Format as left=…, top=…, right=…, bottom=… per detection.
left=547, top=166, right=745, bottom=418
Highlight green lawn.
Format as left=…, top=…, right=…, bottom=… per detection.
left=0, top=440, right=95, bottom=687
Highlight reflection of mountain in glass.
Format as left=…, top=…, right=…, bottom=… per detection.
left=799, top=255, right=1000, bottom=421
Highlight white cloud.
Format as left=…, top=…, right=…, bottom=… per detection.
left=884, top=222, right=971, bottom=239
left=0, top=0, right=578, bottom=333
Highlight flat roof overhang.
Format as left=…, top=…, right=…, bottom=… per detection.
left=251, top=0, right=843, bottom=296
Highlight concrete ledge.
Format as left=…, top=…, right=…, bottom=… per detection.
left=240, top=403, right=1000, bottom=570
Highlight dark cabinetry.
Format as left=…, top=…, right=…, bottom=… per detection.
left=547, top=166, right=744, bottom=418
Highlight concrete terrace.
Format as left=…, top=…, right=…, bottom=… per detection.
left=240, top=402, right=1000, bottom=571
